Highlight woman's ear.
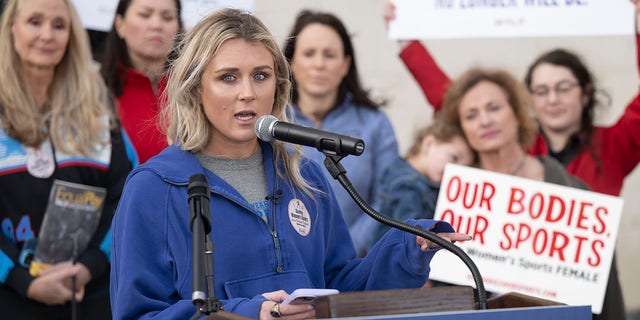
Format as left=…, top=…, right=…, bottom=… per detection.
left=581, top=83, right=593, bottom=107
left=114, top=15, right=125, bottom=40
left=340, top=55, right=352, bottom=79
left=420, top=135, right=436, bottom=155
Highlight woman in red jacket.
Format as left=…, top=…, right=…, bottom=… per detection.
left=101, top=0, right=183, bottom=164
left=389, top=2, right=640, bottom=197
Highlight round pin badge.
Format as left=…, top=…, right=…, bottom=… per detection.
left=26, top=144, right=55, bottom=178
left=288, top=199, right=311, bottom=236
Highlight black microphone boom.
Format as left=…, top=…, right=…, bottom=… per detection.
left=255, top=115, right=365, bottom=157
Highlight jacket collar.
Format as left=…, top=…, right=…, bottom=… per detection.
left=138, top=140, right=276, bottom=187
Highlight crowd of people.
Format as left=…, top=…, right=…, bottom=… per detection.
left=0, top=0, right=637, bottom=319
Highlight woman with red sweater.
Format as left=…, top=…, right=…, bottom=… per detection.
left=389, top=2, right=640, bottom=197
left=101, top=0, right=183, bottom=164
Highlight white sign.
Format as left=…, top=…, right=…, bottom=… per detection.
left=71, top=0, right=118, bottom=31
left=430, top=164, right=623, bottom=314
left=182, top=0, right=254, bottom=30
left=389, top=0, right=635, bottom=39
left=70, top=0, right=254, bottom=32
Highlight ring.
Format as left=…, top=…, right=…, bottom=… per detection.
left=270, top=303, right=282, bottom=318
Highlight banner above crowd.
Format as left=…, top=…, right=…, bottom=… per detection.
left=388, top=0, right=635, bottom=39
left=71, top=0, right=254, bottom=32
left=429, top=164, right=623, bottom=314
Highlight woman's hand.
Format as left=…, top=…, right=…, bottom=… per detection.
left=632, top=0, right=640, bottom=34
left=26, top=263, right=85, bottom=305
left=383, top=0, right=411, bottom=49
left=383, top=0, right=396, bottom=29
left=417, top=232, right=472, bottom=251
left=260, top=290, right=317, bottom=319
left=39, top=261, right=92, bottom=289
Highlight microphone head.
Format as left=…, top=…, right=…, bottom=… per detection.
left=255, top=115, right=278, bottom=142
left=187, top=174, right=209, bottom=198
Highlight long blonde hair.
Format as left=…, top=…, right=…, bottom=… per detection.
left=161, top=8, right=316, bottom=196
left=0, top=0, right=112, bottom=155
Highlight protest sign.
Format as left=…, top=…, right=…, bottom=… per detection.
left=388, top=0, right=635, bottom=39
left=430, top=164, right=623, bottom=314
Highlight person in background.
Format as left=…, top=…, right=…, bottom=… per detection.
left=439, top=67, right=625, bottom=320
left=101, top=0, right=183, bottom=164
left=385, top=0, right=640, bottom=198
left=282, top=10, right=399, bottom=232
left=0, top=0, right=131, bottom=318
left=387, top=3, right=638, bottom=317
left=351, top=120, right=474, bottom=256
left=110, top=8, right=470, bottom=319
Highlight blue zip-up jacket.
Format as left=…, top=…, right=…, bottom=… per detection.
left=293, top=94, right=399, bottom=229
left=110, top=142, right=454, bottom=319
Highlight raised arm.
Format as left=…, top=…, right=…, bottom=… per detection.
left=592, top=3, right=640, bottom=183
left=384, top=1, right=451, bottom=112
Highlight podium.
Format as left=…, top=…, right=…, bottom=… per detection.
left=202, top=286, right=590, bottom=319
left=312, top=286, right=591, bottom=319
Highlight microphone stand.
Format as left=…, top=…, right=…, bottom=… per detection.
left=188, top=175, right=249, bottom=320
left=322, top=153, right=488, bottom=310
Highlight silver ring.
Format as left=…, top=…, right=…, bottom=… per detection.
left=270, top=303, right=282, bottom=318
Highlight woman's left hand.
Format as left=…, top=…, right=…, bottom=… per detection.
left=260, top=290, right=316, bottom=319
left=417, top=232, right=472, bottom=251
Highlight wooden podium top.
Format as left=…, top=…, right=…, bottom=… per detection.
left=313, top=285, right=566, bottom=319
left=314, top=286, right=476, bottom=319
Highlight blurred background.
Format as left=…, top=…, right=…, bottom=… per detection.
left=80, top=0, right=639, bottom=315
left=256, top=1, right=639, bottom=315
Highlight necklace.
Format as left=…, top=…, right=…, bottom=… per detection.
left=511, top=154, right=528, bottom=176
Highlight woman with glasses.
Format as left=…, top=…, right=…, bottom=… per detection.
left=523, top=48, right=640, bottom=197
left=385, top=1, right=640, bottom=197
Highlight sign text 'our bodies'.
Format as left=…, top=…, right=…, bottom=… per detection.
left=440, top=176, right=609, bottom=267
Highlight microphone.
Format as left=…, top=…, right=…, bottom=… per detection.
left=255, top=115, right=365, bottom=157
left=188, top=175, right=249, bottom=320
left=188, top=174, right=211, bottom=307
left=265, top=189, right=283, bottom=202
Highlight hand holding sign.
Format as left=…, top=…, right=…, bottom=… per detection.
left=430, top=164, right=623, bottom=314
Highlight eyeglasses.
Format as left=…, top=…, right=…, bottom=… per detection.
left=530, top=81, right=579, bottom=99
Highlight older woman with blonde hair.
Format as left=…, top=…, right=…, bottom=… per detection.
left=441, top=67, right=582, bottom=185
left=110, top=8, right=470, bottom=320
left=0, top=0, right=131, bottom=318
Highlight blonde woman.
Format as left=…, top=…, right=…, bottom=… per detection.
left=110, top=8, right=469, bottom=320
left=0, top=0, right=131, bottom=318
